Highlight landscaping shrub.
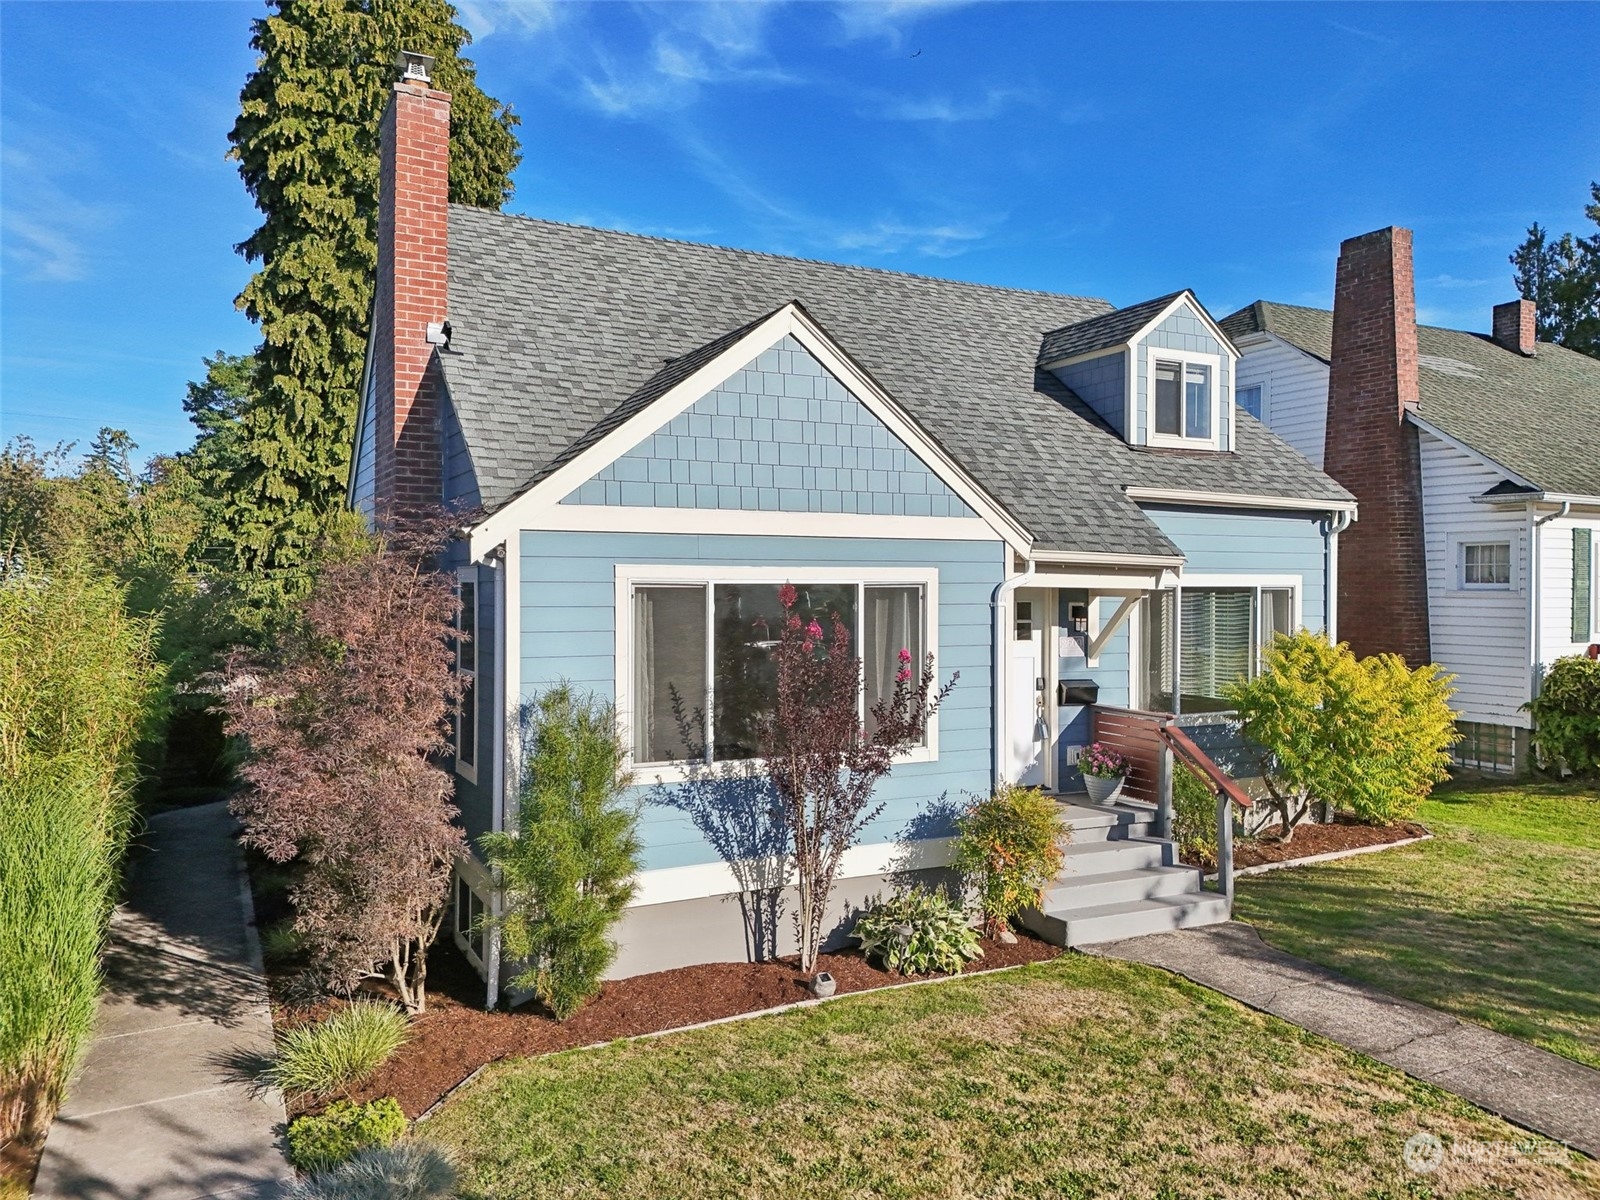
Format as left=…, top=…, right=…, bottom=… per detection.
left=286, top=1097, right=407, bottom=1174
left=267, top=1001, right=409, bottom=1101
left=1226, top=631, right=1456, bottom=839
left=1172, top=763, right=1219, bottom=867
left=953, top=784, right=1067, bottom=937
left=0, top=566, right=162, bottom=1144
left=284, top=1140, right=457, bottom=1199
left=1526, top=655, right=1600, bottom=778
left=483, top=684, right=642, bottom=1020
left=261, top=919, right=304, bottom=963
left=853, top=887, right=983, bottom=976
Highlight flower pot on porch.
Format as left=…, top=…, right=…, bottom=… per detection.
left=1083, top=774, right=1126, bottom=805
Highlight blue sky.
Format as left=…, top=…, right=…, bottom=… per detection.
left=3, top=1, right=1597, bottom=465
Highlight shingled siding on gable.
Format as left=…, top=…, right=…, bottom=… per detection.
left=1133, top=303, right=1233, bottom=449
left=518, top=530, right=1004, bottom=875
left=561, top=336, right=977, bottom=518
left=1053, top=351, right=1126, bottom=436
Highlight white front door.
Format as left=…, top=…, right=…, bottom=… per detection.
left=1008, top=592, right=1048, bottom=787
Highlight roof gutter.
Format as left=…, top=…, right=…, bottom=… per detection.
left=1124, top=486, right=1357, bottom=514
left=1472, top=490, right=1600, bottom=508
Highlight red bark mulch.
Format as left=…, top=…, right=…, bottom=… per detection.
left=1221, top=814, right=1430, bottom=871
left=276, top=930, right=1062, bottom=1120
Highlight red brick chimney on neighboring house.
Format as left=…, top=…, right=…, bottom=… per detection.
left=372, top=51, right=450, bottom=513
left=1322, top=226, right=1432, bottom=666
left=1491, top=299, right=1537, bottom=356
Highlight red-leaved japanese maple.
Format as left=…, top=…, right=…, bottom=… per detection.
left=756, top=583, right=955, bottom=974
left=224, top=517, right=466, bottom=1012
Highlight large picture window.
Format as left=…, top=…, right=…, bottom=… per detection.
left=1142, top=583, right=1295, bottom=713
left=629, top=574, right=932, bottom=767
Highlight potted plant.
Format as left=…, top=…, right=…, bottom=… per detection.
left=1078, top=741, right=1130, bottom=804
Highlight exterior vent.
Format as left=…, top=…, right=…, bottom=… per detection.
left=396, top=49, right=435, bottom=86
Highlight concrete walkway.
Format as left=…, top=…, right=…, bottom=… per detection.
left=35, top=802, right=291, bottom=1199
left=1089, top=921, right=1600, bottom=1158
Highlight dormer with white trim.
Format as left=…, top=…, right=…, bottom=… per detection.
left=1037, top=290, right=1241, bottom=453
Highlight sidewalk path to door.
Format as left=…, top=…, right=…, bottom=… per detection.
left=1088, top=921, right=1600, bottom=1159
left=34, top=801, right=291, bottom=1200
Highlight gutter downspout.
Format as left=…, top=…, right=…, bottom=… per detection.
left=1325, top=508, right=1354, bottom=641
left=1530, top=501, right=1571, bottom=703
left=992, top=560, right=1037, bottom=791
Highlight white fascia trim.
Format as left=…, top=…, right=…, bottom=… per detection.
left=529, top=503, right=1000, bottom=542
left=1471, top=490, right=1600, bottom=510
left=1030, top=569, right=1171, bottom=593
left=616, top=563, right=942, bottom=781
left=1124, top=486, right=1357, bottom=514
left=629, top=836, right=955, bottom=908
left=1028, top=548, right=1186, bottom=568
left=1406, top=412, right=1541, bottom=493
left=467, top=302, right=1032, bottom=560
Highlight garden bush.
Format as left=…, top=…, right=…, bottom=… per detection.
left=1171, top=763, right=1219, bottom=867
left=482, top=684, right=642, bottom=1020
left=267, top=1001, right=409, bottom=1100
left=284, top=1140, right=457, bottom=1199
left=1226, top=631, right=1456, bottom=839
left=1526, top=655, right=1600, bottom=778
left=0, top=566, right=162, bottom=1143
left=286, top=1097, right=407, bottom=1174
left=953, top=784, right=1067, bottom=937
left=853, top=887, right=983, bottom=976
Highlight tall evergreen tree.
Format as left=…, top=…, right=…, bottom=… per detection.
left=1510, top=181, right=1600, bottom=359
left=225, top=0, right=519, bottom=596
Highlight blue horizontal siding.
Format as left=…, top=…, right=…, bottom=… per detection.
left=519, top=530, right=1005, bottom=872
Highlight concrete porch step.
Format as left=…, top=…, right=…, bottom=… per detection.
left=1056, top=799, right=1159, bottom=844
left=1057, top=837, right=1175, bottom=877
left=1021, top=892, right=1232, bottom=948
left=1040, top=865, right=1203, bottom=910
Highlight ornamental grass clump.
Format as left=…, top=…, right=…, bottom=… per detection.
left=954, top=784, right=1068, bottom=938
left=284, top=1140, right=458, bottom=1199
left=853, top=888, right=983, bottom=976
left=267, top=1001, right=410, bottom=1101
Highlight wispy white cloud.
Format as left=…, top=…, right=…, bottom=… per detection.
left=1326, top=19, right=1398, bottom=47
left=455, top=0, right=562, bottom=41
left=834, top=218, right=988, bottom=257
left=832, top=0, right=974, bottom=47
left=873, top=86, right=1030, bottom=123
left=0, top=142, right=116, bottom=283
left=1425, top=272, right=1495, bottom=291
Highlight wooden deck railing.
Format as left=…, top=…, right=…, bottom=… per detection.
left=1090, top=705, right=1253, bottom=907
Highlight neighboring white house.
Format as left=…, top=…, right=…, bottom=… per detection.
left=1222, top=269, right=1600, bottom=774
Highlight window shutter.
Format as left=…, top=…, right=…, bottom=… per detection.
left=1575, top=529, right=1594, bottom=643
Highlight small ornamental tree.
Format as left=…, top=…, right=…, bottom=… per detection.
left=482, top=685, right=642, bottom=1020
left=224, top=516, right=465, bottom=1011
left=1226, top=630, right=1457, bottom=840
left=758, top=584, right=955, bottom=973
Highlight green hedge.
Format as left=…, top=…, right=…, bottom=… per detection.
left=287, top=1098, right=407, bottom=1174
left=1527, top=656, right=1600, bottom=779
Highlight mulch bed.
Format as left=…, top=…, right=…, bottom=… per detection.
left=1221, top=815, right=1430, bottom=871
left=273, top=930, right=1062, bottom=1120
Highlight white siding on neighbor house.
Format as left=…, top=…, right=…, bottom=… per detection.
left=1535, top=510, right=1600, bottom=673
left=1418, top=431, right=1532, bottom=728
left=1233, top=332, right=1331, bottom=469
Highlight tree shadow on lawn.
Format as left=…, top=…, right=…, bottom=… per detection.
left=1236, top=857, right=1600, bottom=1067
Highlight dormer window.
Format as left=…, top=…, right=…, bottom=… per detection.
left=1148, top=349, right=1222, bottom=448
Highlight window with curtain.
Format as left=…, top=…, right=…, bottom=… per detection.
left=1141, top=584, right=1296, bottom=713
left=631, top=579, right=925, bottom=765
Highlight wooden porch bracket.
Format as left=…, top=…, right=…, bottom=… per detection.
left=1086, top=591, right=1142, bottom=660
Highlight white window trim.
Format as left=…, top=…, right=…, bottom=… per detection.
left=453, top=565, right=479, bottom=783
left=451, top=859, right=493, bottom=972
left=615, top=563, right=941, bottom=783
left=1235, top=378, right=1267, bottom=423
left=1140, top=574, right=1305, bottom=709
left=1145, top=345, right=1224, bottom=450
left=1451, top=535, right=1517, bottom=592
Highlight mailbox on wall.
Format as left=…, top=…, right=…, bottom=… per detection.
left=1057, top=678, right=1099, bottom=706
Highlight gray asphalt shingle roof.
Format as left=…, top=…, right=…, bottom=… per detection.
left=1037, top=292, right=1185, bottom=365
left=1221, top=301, right=1600, bottom=498
left=445, top=208, right=1353, bottom=556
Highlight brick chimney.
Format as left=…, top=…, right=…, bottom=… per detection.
left=1491, top=299, right=1537, bottom=356
left=373, top=51, right=450, bottom=514
left=1323, top=226, right=1432, bottom=666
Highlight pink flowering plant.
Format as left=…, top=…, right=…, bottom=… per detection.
left=1078, top=741, right=1130, bottom=780
left=757, top=581, right=956, bottom=973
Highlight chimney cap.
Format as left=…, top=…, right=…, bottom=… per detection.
left=396, top=50, right=435, bottom=86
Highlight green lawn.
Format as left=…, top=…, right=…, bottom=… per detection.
left=1236, top=780, right=1600, bottom=1070
left=421, top=955, right=1596, bottom=1198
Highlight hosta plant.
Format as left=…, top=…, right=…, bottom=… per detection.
left=853, top=887, right=982, bottom=976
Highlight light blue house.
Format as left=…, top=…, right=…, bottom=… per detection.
left=352, top=65, right=1355, bottom=998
